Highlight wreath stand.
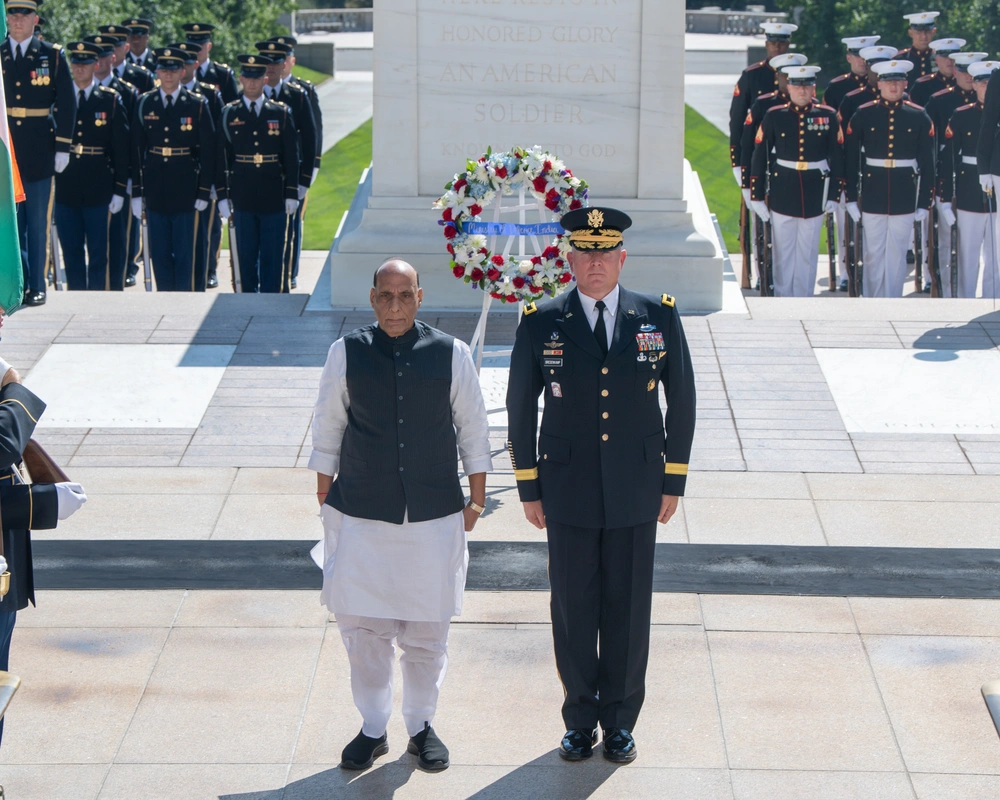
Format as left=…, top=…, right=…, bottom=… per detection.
left=467, top=183, right=554, bottom=374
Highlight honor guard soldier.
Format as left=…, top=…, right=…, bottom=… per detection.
left=749, top=66, right=844, bottom=296
left=101, top=24, right=154, bottom=94
left=505, top=207, right=696, bottom=765
left=940, top=61, right=1000, bottom=297
left=824, top=36, right=881, bottom=113
left=216, top=55, right=300, bottom=293
left=826, top=37, right=880, bottom=290
left=910, top=38, right=964, bottom=107
left=54, top=42, right=128, bottom=290
left=257, top=40, right=317, bottom=289
left=845, top=60, right=936, bottom=297
left=32, top=14, right=41, bottom=39
left=122, top=18, right=154, bottom=71
left=838, top=46, right=897, bottom=128
left=183, top=23, right=239, bottom=104
left=923, top=51, right=984, bottom=295
left=87, top=34, right=138, bottom=291
left=130, top=47, right=215, bottom=291
left=174, top=41, right=223, bottom=291
left=2, top=0, right=76, bottom=306
left=729, top=21, right=797, bottom=187
left=898, top=11, right=939, bottom=88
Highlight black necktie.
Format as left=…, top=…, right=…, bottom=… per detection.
left=12, top=45, right=19, bottom=65
left=78, top=89, right=85, bottom=108
left=165, top=94, right=173, bottom=109
left=594, top=300, right=608, bottom=357
left=250, top=101, right=258, bottom=120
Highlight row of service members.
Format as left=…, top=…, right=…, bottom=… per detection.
left=1, top=5, right=323, bottom=302
left=729, top=13, right=1000, bottom=298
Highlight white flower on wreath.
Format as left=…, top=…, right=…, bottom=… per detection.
left=518, top=260, right=533, bottom=275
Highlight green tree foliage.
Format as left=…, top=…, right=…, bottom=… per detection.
left=774, top=0, right=1000, bottom=89
left=40, top=0, right=294, bottom=67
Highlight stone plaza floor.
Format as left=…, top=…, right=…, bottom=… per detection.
left=1, top=255, right=1000, bottom=798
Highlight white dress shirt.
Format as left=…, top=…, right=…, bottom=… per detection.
left=577, top=283, right=620, bottom=350
left=7, top=36, right=30, bottom=58
left=242, top=95, right=264, bottom=115
left=159, top=88, right=181, bottom=105
left=75, top=80, right=97, bottom=102
left=308, top=330, right=493, bottom=621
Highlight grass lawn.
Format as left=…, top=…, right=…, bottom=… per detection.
left=302, top=118, right=373, bottom=250
left=684, top=104, right=740, bottom=254
left=292, top=64, right=332, bottom=86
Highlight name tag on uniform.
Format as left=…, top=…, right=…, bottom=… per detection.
left=542, top=357, right=563, bottom=367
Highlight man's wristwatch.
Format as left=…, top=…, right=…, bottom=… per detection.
left=466, top=500, right=485, bottom=515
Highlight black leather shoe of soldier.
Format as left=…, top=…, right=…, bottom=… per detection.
left=559, top=728, right=598, bottom=761
left=339, top=728, right=388, bottom=770
left=838, top=279, right=848, bottom=292
left=407, top=722, right=450, bottom=771
left=290, top=277, right=298, bottom=289
left=23, top=290, right=45, bottom=307
left=207, top=270, right=218, bottom=289
left=124, top=273, right=137, bottom=287
left=602, top=728, right=638, bottom=763
left=906, top=249, right=915, bottom=264
left=923, top=283, right=932, bottom=293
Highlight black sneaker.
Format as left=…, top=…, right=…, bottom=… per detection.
left=602, top=728, right=638, bottom=763
left=339, top=728, right=388, bottom=770
left=407, top=722, right=450, bottom=771
left=559, top=728, right=598, bottom=761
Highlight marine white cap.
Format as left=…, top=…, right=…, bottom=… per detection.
left=769, top=53, right=809, bottom=70
left=842, top=36, right=880, bottom=52
left=859, top=45, right=899, bottom=63
left=969, top=61, right=1000, bottom=81
left=951, top=52, right=989, bottom=71
left=929, top=38, right=966, bottom=53
left=871, top=59, right=915, bottom=80
left=760, top=22, right=798, bottom=39
left=903, top=11, right=940, bottom=28
left=782, top=65, right=822, bottom=85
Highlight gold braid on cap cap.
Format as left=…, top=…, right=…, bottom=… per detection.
left=568, top=229, right=624, bottom=249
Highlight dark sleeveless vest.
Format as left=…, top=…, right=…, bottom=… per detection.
left=324, top=321, right=465, bottom=524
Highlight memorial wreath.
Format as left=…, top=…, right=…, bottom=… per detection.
left=434, top=146, right=589, bottom=304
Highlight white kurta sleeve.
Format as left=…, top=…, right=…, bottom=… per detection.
left=308, top=338, right=350, bottom=476
left=450, top=338, right=493, bottom=475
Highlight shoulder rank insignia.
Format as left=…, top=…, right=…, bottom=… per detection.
left=661, top=294, right=675, bottom=308
left=523, top=302, right=537, bottom=315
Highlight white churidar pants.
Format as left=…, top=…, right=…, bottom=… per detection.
left=770, top=211, right=823, bottom=297
left=957, top=209, right=1000, bottom=298
left=337, top=614, right=451, bottom=739
left=862, top=212, right=913, bottom=298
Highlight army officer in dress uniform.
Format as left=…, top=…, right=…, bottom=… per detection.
left=845, top=60, right=936, bottom=297
left=2, top=0, right=76, bottom=306
left=749, top=66, right=845, bottom=297
left=505, top=207, right=696, bottom=764
left=183, top=23, right=238, bottom=104
left=216, top=55, right=299, bottom=293
left=54, top=42, right=128, bottom=291
left=130, top=47, right=215, bottom=291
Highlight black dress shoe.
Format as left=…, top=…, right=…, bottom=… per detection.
left=559, top=728, right=598, bottom=761
left=602, top=728, right=638, bottom=763
left=290, top=277, right=297, bottom=289
left=339, top=728, right=388, bottom=770
left=906, top=249, right=916, bottom=264
left=23, top=290, right=45, bottom=307
left=923, top=283, right=932, bottom=294
left=206, top=270, right=218, bottom=289
left=839, top=279, right=849, bottom=292
left=124, top=273, right=137, bottom=287
left=407, top=722, right=449, bottom=771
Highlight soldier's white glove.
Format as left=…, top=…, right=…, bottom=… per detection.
left=750, top=199, right=770, bottom=223
left=194, top=199, right=209, bottom=212
left=131, top=197, right=143, bottom=219
left=217, top=199, right=231, bottom=219
left=939, top=202, right=956, bottom=228
left=733, top=166, right=742, bottom=186
left=0, top=555, right=7, bottom=574
left=53, top=152, right=69, bottom=173
left=914, top=208, right=929, bottom=223
left=824, top=200, right=838, bottom=214
left=55, top=482, right=87, bottom=520
left=980, top=174, right=994, bottom=194
left=285, top=198, right=299, bottom=215
left=312, top=167, right=319, bottom=184
left=108, top=195, right=124, bottom=215
left=297, top=185, right=307, bottom=200
left=846, top=201, right=861, bottom=222
left=741, top=188, right=751, bottom=205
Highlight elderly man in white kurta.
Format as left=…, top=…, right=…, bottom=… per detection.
left=309, top=259, right=492, bottom=773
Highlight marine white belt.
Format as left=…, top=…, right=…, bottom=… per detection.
left=865, top=158, right=918, bottom=169
left=775, top=158, right=830, bottom=171
left=961, top=155, right=979, bottom=165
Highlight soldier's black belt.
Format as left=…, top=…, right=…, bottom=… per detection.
left=150, top=147, right=192, bottom=157
left=69, top=145, right=105, bottom=156
left=6, top=107, right=50, bottom=118
left=234, top=154, right=279, bottom=165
